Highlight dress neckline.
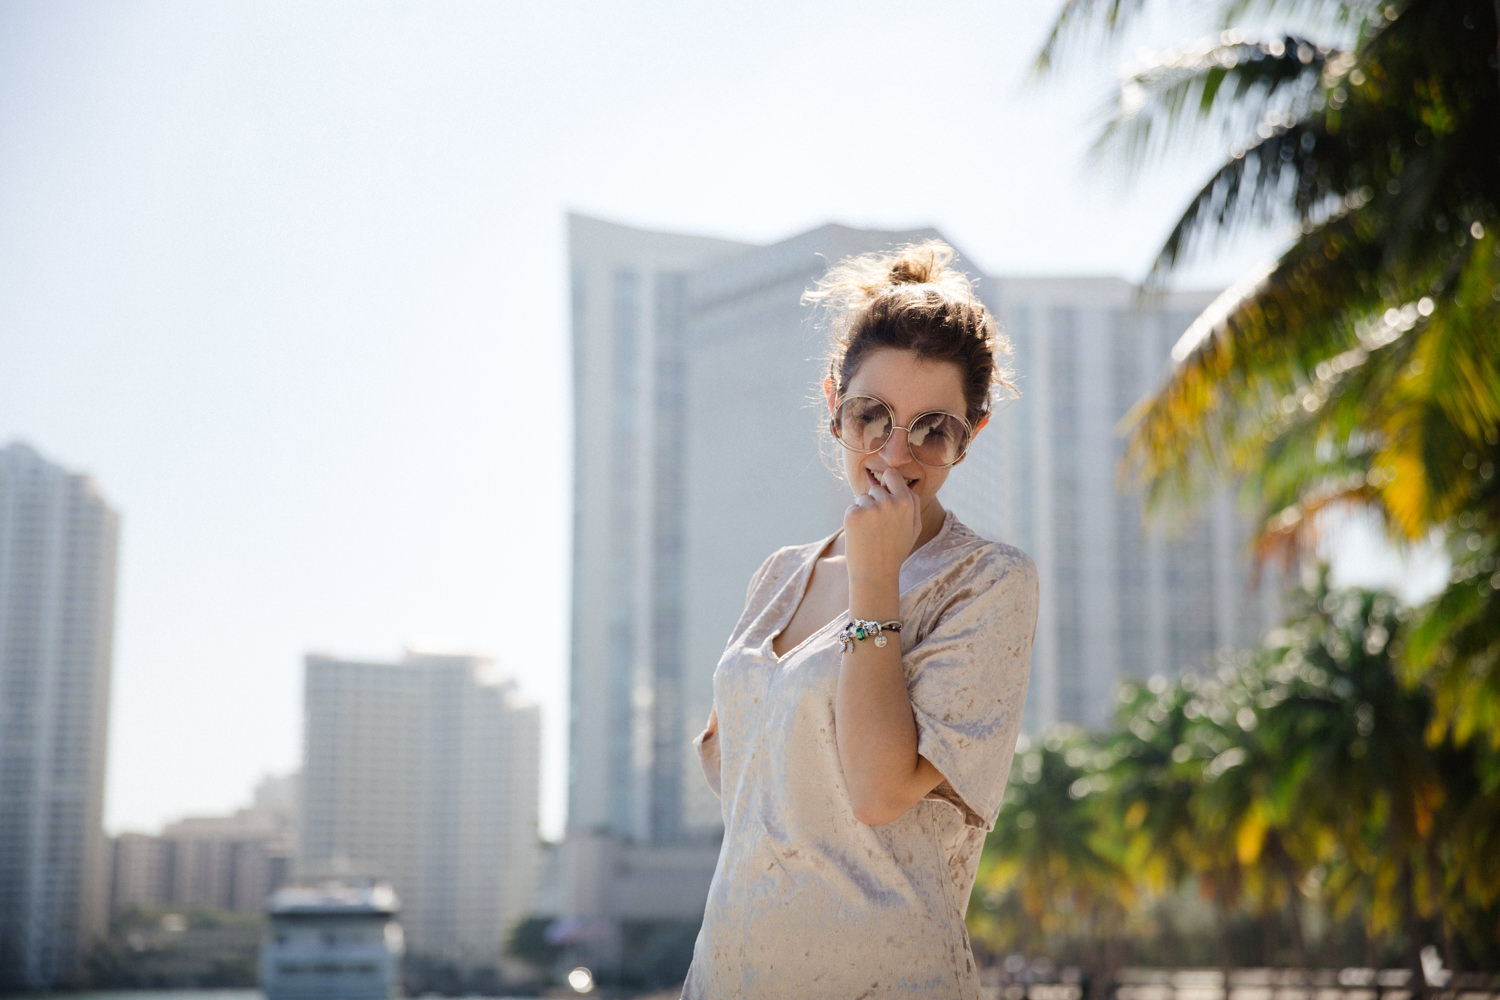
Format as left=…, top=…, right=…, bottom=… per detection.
left=768, top=532, right=843, bottom=662
left=766, top=510, right=956, bottom=662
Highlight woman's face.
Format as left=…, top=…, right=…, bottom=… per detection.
left=831, top=347, right=972, bottom=521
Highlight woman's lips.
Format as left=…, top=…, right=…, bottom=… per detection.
left=868, top=468, right=918, bottom=489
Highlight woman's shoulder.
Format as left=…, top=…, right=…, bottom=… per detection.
left=773, top=534, right=834, bottom=564
left=933, top=513, right=1037, bottom=584
left=744, top=533, right=835, bottom=599
left=908, top=515, right=1039, bottom=641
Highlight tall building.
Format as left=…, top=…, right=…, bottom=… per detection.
left=298, top=650, right=541, bottom=968
left=566, top=215, right=749, bottom=848
left=969, top=276, right=1281, bottom=728
left=568, top=214, right=941, bottom=849
left=566, top=215, right=1282, bottom=866
left=0, top=442, right=120, bottom=990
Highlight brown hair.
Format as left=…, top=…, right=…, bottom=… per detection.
left=803, top=240, right=1016, bottom=426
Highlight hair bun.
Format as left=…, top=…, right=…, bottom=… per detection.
left=887, top=244, right=953, bottom=286
left=804, top=240, right=1017, bottom=427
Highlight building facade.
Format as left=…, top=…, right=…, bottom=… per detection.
left=566, top=216, right=1282, bottom=874
left=967, top=276, right=1282, bottom=729
left=108, top=775, right=298, bottom=916
left=298, top=651, right=541, bottom=968
left=566, top=215, right=750, bottom=847
left=0, top=442, right=120, bottom=989
left=568, top=215, right=946, bottom=851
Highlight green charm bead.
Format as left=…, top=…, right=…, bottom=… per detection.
left=836, top=618, right=902, bottom=654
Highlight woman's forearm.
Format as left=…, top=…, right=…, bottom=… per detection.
left=836, top=574, right=943, bottom=825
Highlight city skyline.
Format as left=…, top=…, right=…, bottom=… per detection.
left=5, top=1, right=1312, bottom=840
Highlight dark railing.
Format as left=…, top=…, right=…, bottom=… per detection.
left=983, top=968, right=1500, bottom=1000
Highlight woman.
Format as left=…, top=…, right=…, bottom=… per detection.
left=682, top=241, right=1040, bottom=999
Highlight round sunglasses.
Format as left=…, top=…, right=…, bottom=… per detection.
left=831, top=393, right=974, bottom=469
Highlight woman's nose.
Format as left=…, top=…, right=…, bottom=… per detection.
left=879, top=426, right=915, bottom=465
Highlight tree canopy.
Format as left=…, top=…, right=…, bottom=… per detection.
left=1038, top=0, right=1500, bottom=744
left=972, top=575, right=1500, bottom=977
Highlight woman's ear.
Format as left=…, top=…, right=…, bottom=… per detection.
left=823, top=377, right=837, bottom=412
left=952, top=414, right=990, bottom=464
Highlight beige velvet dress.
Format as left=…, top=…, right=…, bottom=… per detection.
left=683, top=511, right=1038, bottom=1000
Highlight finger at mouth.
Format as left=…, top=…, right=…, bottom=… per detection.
left=870, top=468, right=916, bottom=491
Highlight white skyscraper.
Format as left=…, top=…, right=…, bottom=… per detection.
left=950, top=276, right=1282, bottom=728
left=565, top=214, right=750, bottom=847
left=299, top=650, right=541, bottom=967
left=0, top=442, right=120, bottom=990
left=568, top=215, right=948, bottom=851
left=567, top=216, right=1282, bottom=866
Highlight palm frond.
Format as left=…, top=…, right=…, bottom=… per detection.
left=1139, top=117, right=1358, bottom=285
left=1032, top=0, right=1154, bottom=76
left=1372, top=232, right=1500, bottom=532
left=1095, top=35, right=1333, bottom=172
left=1218, top=0, right=1392, bottom=39
left=1244, top=406, right=1387, bottom=568
left=1403, top=507, right=1500, bottom=748
left=1127, top=0, right=1500, bottom=283
left=1410, top=231, right=1500, bottom=444
left=1251, top=481, right=1374, bottom=573
left=1124, top=208, right=1395, bottom=506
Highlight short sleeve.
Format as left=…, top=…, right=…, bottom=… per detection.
left=909, top=549, right=1038, bottom=830
left=743, top=549, right=778, bottom=605
left=692, top=548, right=783, bottom=798
left=694, top=727, right=722, bottom=799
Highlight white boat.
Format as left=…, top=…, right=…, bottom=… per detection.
left=259, top=880, right=404, bottom=1000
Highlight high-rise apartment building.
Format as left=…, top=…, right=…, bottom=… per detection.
left=0, top=442, right=120, bottom=990
left=298, top=651, right=541, bottom=967
left=967, top=277, right=1281, bottom=729
left=568, top=215, right=940, bottom=849
left=566, top=216, right=1281, bottom=868
left=566, top=216, right=750, bottom=848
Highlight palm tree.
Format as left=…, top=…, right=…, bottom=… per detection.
left=1240, top=576, right=1446, bottom=985
left=978, top=580, right=1500, bottom=974
left=1103, top=678, right=1224, bottom=955
left=974, top=729, right=1135, bottom=999
left=1105, top=674, right=1254, bottom=980
left=1114, top=574, right=1497, bottom=980
left=1425, top=728, right=1500, bottom=966
left=1036, top=0, right=1500, bottom=748
left=1184, top=665, right=1323, bottom=967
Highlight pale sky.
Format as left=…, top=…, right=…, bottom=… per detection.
left=3, top=0, right=1302, bottom=839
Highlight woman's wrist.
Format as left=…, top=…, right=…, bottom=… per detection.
left=847, top=574, right=900, bottom=622
left=838, top=619, right=903, bottom=652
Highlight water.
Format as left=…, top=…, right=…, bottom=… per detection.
left=11, top=994, right=546, bottom=1000
left=10, top=994, right=264, bottom=1000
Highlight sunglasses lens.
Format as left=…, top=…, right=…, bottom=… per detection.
left=834, top=396, right=893, bottom=453
left=834, top=396, right=970, bottom=467
left=908, top=412, right=969, bottom=468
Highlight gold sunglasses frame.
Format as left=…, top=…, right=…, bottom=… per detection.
left=830, top=393, right=975, bottom=469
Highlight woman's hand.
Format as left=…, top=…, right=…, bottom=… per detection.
left=842, top=466, right=922, bottom=586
